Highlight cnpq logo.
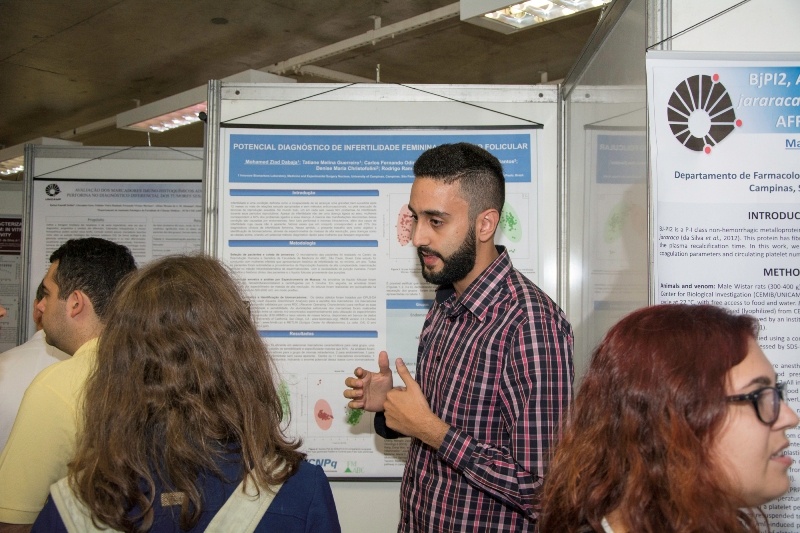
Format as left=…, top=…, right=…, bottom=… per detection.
left=667, top=73, right=743, bottom=154
left=307, top=458, right=338, bottom=472
left=45, top=184, right=61, bottom=197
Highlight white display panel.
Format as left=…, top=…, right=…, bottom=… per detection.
left=23, top=146, right=204, bottom=339
left=648, top=52, right=800, bottom=531
left=0, top=182, right=23, bottom=351
left=217, top=126, right=541, bottom=478
left=581, top=127, right=647, bottom=354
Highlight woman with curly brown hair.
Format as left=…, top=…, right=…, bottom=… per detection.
left=540, top=304, right=798, bottom=533
left=32, top=255, right=340, bottom=532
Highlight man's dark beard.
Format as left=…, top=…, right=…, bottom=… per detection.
left=417, top=226, right=477, bottom=286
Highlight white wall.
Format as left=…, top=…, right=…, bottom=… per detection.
left=670, top=0, right=800, bottom=52
left=0, top=182, right=22, bottom=214
left=331, top=481, right=401, bottom=532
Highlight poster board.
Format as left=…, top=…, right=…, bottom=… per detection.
left=206, top=83, right=559, bottom=479
left=581, top=125, right=647, bottom=358
left=21, top=146, right=204, bottom=341
left=648, top=52, right=800, bottom=530
left=0, top=181, right=23, bottom=351
left=560, top=0, right=648, bottom=379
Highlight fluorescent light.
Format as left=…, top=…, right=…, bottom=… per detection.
left=126, top=103, right=207, bottom=133
left=0, top=162, right=23, bottom=177
left=461, top=0, right=611, bottom=34
left=0, top=138, right=81, bottom=177
left=117, top=69, right=295, bottom=133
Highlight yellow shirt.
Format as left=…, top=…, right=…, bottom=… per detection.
left=0, top=338, right=98, bottom=524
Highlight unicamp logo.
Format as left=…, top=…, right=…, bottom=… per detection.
left=45, top=183, right=61, bottom=197
left=667, top=73, right=743, bottom=154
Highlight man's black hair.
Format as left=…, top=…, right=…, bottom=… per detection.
left=49, top=238, right=136, bottom=320
left=413, top=142, right=505, bottom=219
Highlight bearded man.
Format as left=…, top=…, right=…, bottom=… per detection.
left=344, top=142, right=574, bottom=532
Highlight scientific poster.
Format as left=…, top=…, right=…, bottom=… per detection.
left=583, top=128, right=647, bottom=349
left=28, top=179, right=202, bottom=335
left=0, top=216, right=22, bottom=352
left=648, top=53, right=800, bottom=531
left=217, top=127, right=540, bottom=478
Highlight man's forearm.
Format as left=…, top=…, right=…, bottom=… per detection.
left=415, top=413, right=449, bottom=449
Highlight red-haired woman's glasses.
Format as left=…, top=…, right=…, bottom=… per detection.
left=726, top=382, right=786, bottom=425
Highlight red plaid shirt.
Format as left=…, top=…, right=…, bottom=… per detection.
left=377, top=248, right=574, bottom=532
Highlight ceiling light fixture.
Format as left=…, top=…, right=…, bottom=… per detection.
left=0, top=138, right=81, bottom=177
left=460, top=0, right=611, bottom=34
left=124, top=103, right=208, bottom=133
left=116, top=70, right=295, bottom=133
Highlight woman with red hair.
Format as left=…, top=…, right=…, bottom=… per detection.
left=540, top=304, right=798, bottom=532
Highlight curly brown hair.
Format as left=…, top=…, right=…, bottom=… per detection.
left=69, top=255, right=304, bottom=532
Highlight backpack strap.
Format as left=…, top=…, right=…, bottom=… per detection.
left=206, top=459, right=288, bottom=533
left=49, top=477, right=122, bottom=533
left=205, top=470, right=285, bottom=533
left=49, top=459, right=286, bottom=533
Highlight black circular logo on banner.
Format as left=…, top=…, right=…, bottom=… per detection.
left=667, top=74, right=742, bottom=154
left=45, top=184, right=61, bottom=197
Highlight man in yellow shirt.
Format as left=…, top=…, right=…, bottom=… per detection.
left=0, top=238, right=136, bottom=532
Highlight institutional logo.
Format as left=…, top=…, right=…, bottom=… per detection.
left=306, top=458, right=338, bottom=472
left=45, top=184, right=61, bottom=197
left=667, top=73, right=742, bottom=154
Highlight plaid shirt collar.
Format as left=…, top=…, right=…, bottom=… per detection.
left=435, top=245, right=511, bottom=322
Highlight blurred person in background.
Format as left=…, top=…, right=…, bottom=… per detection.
left=0, top=281, right=69, bottom=450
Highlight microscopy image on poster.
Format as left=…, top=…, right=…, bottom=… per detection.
left=218, top=127, right=540, bottom=478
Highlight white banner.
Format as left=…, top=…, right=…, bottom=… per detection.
left=648, top=52, right=800, bottom=531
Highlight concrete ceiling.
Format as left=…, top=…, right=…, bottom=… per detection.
left=0, top=1, right=603, bottom=151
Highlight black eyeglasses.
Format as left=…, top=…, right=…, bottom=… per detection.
left=726, top=382, right=786, bottom=425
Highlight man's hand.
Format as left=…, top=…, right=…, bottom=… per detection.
left=343, top=351, right=394, bottom=412
left=384, top=359, right=449, bottom=449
